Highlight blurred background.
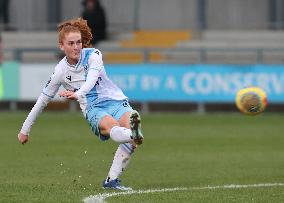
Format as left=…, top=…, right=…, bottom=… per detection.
left=0, top=0, right=284, bottom=113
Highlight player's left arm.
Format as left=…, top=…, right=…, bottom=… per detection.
left=18, top=67, right=62, bottom=144
left=62, top=51, right=103, bottom=100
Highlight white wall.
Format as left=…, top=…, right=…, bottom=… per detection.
left=138, top=0, right=197, bottom=29
left=8, top=0, right=273, bottom=31
left=61, top=0, right=82, bottom=21
left=207, top=0, right=269, bottom=29
left=10, top=0, right=48, bottom=30
left=20, top=63, right=64, bottom=100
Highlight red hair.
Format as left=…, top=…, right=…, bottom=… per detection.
left=58, top=18, right=93, bottom=48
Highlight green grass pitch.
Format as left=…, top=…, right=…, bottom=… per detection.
left=0, top=111, right=284, bottom=202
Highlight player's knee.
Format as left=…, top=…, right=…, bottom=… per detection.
left=100, top=124, right=118, bottom=136
left=99, top=116, right=120, bottom=136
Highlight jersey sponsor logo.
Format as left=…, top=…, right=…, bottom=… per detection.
left=123, top=101, right=129, bottom=107
left=84, top=64, right=89, bottom=71
left=95, top=76, right=102, bottom=87
left=66, top=75, right=72, bottom=81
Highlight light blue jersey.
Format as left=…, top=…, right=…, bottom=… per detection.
left=42, top=48, right=127, bottom=115
left=20, top=48, right=130, bottom=136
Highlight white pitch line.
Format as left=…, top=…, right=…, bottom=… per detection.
left=83, top=183, right=284, bottom=203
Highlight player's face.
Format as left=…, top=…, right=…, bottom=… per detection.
left=60, top=31, right=82, bottom=65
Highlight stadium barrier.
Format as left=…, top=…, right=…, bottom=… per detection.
left=0, top=61, right=19, bottom=100
left=1, top=62, right=284, bottom=112
left=4, top=47, right=284, bottom=64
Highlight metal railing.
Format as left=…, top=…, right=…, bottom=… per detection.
left=6, top=47, right=284, bottom=64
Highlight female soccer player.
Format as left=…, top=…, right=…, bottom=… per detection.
left=17, top=18, right=143, bottom=191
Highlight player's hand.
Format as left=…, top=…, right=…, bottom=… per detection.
left=59, top=90, right=78, bottom=100
left=18, top=133, right=28, bottom=145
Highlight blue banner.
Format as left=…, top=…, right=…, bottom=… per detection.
left=106, top=64, right=284, bottom=103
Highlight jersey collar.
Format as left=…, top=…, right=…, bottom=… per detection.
left=65, top=51, right=83, bottom=69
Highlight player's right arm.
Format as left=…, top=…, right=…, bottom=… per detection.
left=18, top=66, right=62, bottom=144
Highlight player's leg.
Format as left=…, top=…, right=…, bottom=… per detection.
left=86, top=101, right=143, bottom=190
left=86, top=104, right=134, bottom=190
left=103, top=101, right=144, bottom=190
left=98, top=100, right=143, bottom=144
left=99, top=115, right=133, bottom=143
left=102, top=116, right=135, bottom=190
left=102, top=111, right=135, bottom=190
left=105, top=110, right=142, bottom=180
left=103, top=143, right=134, bottom=190
left=86, top=102, right=133, bottom=143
